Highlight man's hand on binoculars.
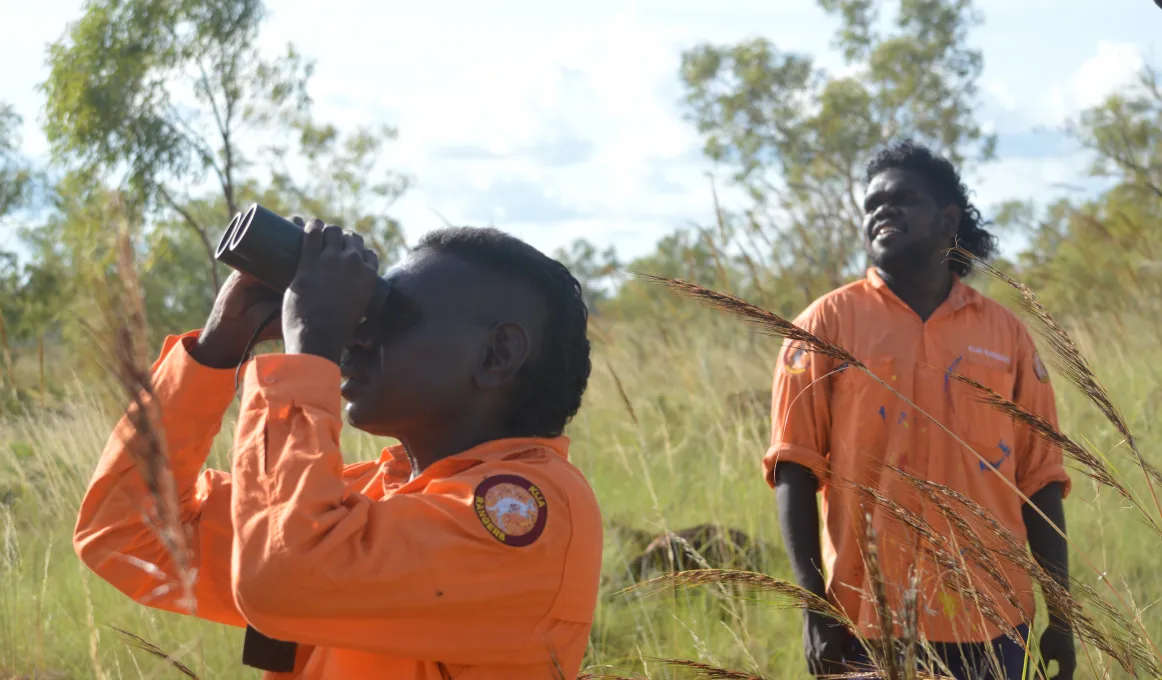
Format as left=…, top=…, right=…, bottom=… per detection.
left=283, top=219, right=380, bottom=366
left=192, top=270, right=284, bottom=369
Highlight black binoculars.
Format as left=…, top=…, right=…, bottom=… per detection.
left=214, top=204, right=392, bottom=317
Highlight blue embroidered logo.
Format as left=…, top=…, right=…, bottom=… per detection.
left=979, top=439, right=1012, bottom=472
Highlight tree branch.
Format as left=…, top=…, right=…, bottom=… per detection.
left=196, top=56, right=240, bottom=217
left=157, top=185, right=220, bottom=296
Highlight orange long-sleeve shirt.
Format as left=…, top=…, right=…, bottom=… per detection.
left=74, top=331, right=603, bottom=679
left=765, top=269, right=1071, bottom=643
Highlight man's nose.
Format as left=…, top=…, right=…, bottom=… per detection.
left=873, top=203, right=900, bottom=221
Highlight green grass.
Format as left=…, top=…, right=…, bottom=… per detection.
left=1, top=311, right=1161, bottom=678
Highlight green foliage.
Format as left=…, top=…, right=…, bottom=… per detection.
left=7, top=2, right=1162, bottom=676
left=3, top=306, right=1162, bottom=678
left=0, top=104, right=38, bottom=354
left=40, top=0, right=310, bottom=210
left=1072, top=65, right=1162, bottom=196
left=39, top=0, right=317, bottom=296
left=27, top=0, right=411, bottom=352
left=989, top=64, right=1162, bottom=331
left=270, top=120, right=413, bottom=268
left=0, top=103, right=34, bottom=220
left=553, top=238, right=622, bottom=313
left=677, top=0, right=997, bottom=308
left=608, top=226, right=746, bottom=322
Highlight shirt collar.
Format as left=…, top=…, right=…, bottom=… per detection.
left=379, top=436, right=570, bottom=484
left=865, top=267, right=981, bottom=315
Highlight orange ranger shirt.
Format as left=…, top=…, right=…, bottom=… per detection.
left=765, top=269, right=1071, bottom=643
left=74, top=331, right=603, bottom=679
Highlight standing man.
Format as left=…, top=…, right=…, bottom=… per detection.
left=767, top=141, right=1075, bottom=680
left=74, top=219, right=603, bottom=679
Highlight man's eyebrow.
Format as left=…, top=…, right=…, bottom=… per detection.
left=864, top=188, right=886, bottom=208
left=864, top=185, right=913, bottom=207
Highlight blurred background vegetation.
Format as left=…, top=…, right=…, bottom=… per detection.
left=2, top=0, right=1162, bottom=677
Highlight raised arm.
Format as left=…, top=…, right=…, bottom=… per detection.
left=73, top=331, right=246, bottom=627
left=228, top=354, right=597, bottom=666
left=74, top=270, right=284, bottom=627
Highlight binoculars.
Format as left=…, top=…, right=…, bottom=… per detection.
left=214, top=204, right=392, bottom=317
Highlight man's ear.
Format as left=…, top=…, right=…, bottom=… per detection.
left=474, top=322, right=531, bottom=390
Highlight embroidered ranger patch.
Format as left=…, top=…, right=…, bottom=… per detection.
left=784, top=346, right=810, bottom=375
left=1032, top=351, right=1050, bottom=384
left=473, top=475, right=548, bottom=547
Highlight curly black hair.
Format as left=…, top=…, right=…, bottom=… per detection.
left=415, top=226, right=592, bottom=438
left=865, top=140, right=997, bottom=277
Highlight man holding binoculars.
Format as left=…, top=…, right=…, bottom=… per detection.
left=73, top=214, right=604, bottom=679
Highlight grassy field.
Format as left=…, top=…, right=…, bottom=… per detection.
left=2, top=302, right=1162, bottom=679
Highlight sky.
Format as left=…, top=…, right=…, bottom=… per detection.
left=1, top=0, right=1160, bottom=262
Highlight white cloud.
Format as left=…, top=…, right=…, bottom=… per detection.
left=259, top=5, right=719, bottom=259
left=3, top=0, right=1160, bottom=265
left=1046, top=41, right=1145, bottom=123
left=975, top=153, right=1093, bottom=206
left=982, top=80, right=1018, bottom=114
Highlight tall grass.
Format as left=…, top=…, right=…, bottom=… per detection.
left=617, top=260, right=1162, bottom=678
left=1, top=264, right=1162, bottom=678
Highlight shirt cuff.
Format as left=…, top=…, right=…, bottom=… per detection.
left=763, top=443, right=829, bottom=487
left=241, top=353, right=342, bottom=418
left=150, top=331, right=239, bottom=419
left=1018, top=464, right=1072, bottom=500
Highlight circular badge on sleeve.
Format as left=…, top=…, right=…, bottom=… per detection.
left=784, top=346, right=810, bottom=375
left=1032, top=351, right=1050, bottom=383
left=473, top=475, right=548, bottom=547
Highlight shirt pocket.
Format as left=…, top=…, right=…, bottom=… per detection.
left=952, top=358, right=1017, bottom=475
left=830, top=357, right=896, bottom=483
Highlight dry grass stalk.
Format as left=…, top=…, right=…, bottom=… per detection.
left=622, top=525, right=757, bottom=596
left=894, top=467, right=1160, bottom=676
left=948, top=247, right=1162, bottom=506
left=900, top=567, right=920, bottom=680
left=588, top=319, right=616, bottom=347
left=37, top=333, right=45, bottom=407
left=550, top=648, right=567, bottom=680
left=851, top=483, right=1030, bottom=677
left=83, top=205, right=197, bottom=616
left=0, top=313, right=12, bottom=389
left=605, top=360, right=639, bottom=427
left=872, top=369, right=1162, bottom=670
left=620, top=568, right=850, bottom=623
left=860, top=515, right=899, bottom=680
left=948, top=373, right=1141, bottom=503
left=109, top=626, right=199, bottom=679
left=851, top=477, right=1073, bottom=680
left=655, top=658, right=768, bottom=679
left=634, top=274, right=862, bottom=368
left=645, top=270, right=1161, bottom=675
left=844, top=479, right=1025, bottom=645
left=949, top=368, right=1162, bottom=543
left=739, top=250, right=771, bottom=306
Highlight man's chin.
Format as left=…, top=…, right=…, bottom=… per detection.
left=343, top=400, right=394, bottom=436
left=343, top=400, right=370, bottom=428
left=869, top=243, right=918, bottom=273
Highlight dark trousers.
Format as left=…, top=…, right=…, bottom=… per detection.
left=843, top=624, right=1031, bottom=680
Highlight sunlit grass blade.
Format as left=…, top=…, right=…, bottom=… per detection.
left=634, top=274, right=863, bottom=368
left=109, top=625, right=200, bottom=678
